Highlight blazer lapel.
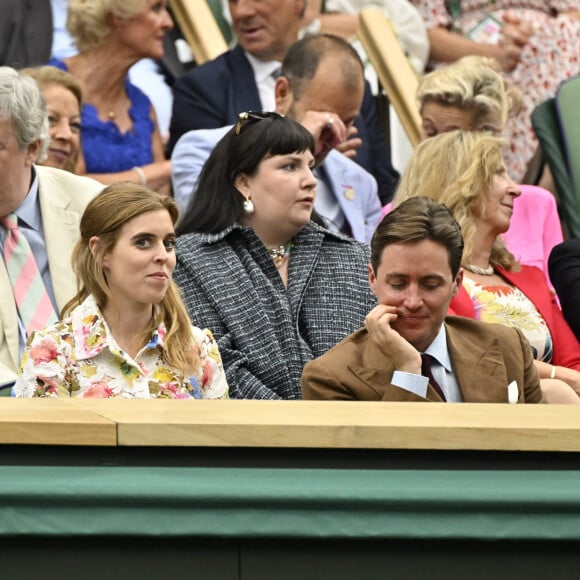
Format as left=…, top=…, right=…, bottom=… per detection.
left=38, top=171, right=82, bottom=311
left=319, top=153, right=364, bottom=241
left=0, top=263, right=19, bottom=372
left=446, top=323, right=509, bottom=402
left=347, top=338, right=437, bottom=402
left=229, top=46, right=262, bottom=120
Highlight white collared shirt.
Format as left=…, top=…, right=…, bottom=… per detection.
left=391, top=325, right=463, bottom=402
left=244, top=51, right=281, bottom=112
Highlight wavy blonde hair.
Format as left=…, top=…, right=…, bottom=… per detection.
left=417, top=56, right=523, bottom=133
left=67, top=0, right=148, bottom=52
left=394, top=130, right=518, bottom=271
left=63, top=182, right=199, bottom=376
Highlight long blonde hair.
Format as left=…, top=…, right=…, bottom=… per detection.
left=63, top=182, right=199, bottom=375
left=394, top=130, right=518, bottom=270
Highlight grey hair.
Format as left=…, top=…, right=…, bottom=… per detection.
left=0, top=67, right=49, bottom=163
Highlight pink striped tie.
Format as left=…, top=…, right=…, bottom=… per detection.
left=1, top=214, right=57, bottom=336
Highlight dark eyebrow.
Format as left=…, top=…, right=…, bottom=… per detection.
left=420, top=274, right=446, bottom=283
left=130, top=231, right=176, bottom=240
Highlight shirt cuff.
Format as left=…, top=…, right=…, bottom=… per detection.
left=391, top=371, right=428, bottom=398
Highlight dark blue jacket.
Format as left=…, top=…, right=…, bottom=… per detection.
left=169, top=45, right=398, bottom=203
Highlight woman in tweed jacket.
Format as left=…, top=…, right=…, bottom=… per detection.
left=174, top=113, right=377, bottom=399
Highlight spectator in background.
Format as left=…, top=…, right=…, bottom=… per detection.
left=21, top=65, right=82, bottom=173
left=411, top=0, right=580, bottom=183
left=395, top=130, right=580, bottom=403
left=172, top=34, right=382, bottom=244
left=49, top=0, right=173, bottom=193
left=170, top=0, right=399, bottom=204
left=299, top=0, right=429, bottom=76
left=174, top=113, right=376, bottom=400
left=0, top=66, right=102, bottom=392
left=384, top=55, right=563, bottom=286
left=14, top=183, right=229, bottom=399
left=549, top=241, right=580, bottom=343
left=0, top=0, right=53, bottom=68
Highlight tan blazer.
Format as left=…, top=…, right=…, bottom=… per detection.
left=302, top=316, right=543, bottom=403
left=0, top=166, right=103, bottom=386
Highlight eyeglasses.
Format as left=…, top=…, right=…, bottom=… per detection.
left=235, top=111, right=284, bottom=135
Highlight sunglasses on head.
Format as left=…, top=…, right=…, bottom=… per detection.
left=235, top=111, right=285, bottom=135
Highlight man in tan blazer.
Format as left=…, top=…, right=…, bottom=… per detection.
left=302, top=197, right=542, bottom=403
left=0, top=68, right=102, bottom=391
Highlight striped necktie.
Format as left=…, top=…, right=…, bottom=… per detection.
left=1, top=213, right=57, bottom=336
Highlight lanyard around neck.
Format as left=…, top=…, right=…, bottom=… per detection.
left=447, top=0, right=497, bottom=32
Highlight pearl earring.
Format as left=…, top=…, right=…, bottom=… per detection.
left=243, top=196, right=255, bottom=215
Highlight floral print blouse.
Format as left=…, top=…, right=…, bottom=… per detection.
left=462, top=276, right=553, bottom=363
left=13, top=295, right=229, bottom=399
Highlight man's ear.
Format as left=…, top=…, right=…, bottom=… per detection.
left=368, top=263, right=378, bottom=297
left=296, top=0, right=307, bottom=18
left=451, top=268, right=464, bottom=298
left=26, top=139, right=42, bottom=165
left=275, top=76, right=293, bottom=114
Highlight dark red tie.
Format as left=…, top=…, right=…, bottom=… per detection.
left=421, top=354, right=446, bottom=401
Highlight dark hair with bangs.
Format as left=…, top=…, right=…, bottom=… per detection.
left=177, top=114, right=316, bottom=235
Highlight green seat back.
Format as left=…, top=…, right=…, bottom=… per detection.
left=532, top=98, right=580, bottom=238
left=556, top=76, right=580, bottom=207
left=206, top=0, right=233, bottom=44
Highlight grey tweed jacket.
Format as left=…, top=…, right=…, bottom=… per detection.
left=174, top=222, right=377, bottom=400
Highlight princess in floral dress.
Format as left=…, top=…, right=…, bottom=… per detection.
left=14, top=183, right=228, bottom=399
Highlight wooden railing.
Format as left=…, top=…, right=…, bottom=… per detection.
left=2, top=398, right=580, bottom=451
left=170, top=0, right=228, bottom=65
left=358, top=6, right=422, bottom=147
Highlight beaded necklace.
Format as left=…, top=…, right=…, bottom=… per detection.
left=268, top=242, right=293, bottom=269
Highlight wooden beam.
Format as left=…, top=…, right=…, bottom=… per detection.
left=170, top=0, right=228, bottom=65
left=358, top=6, right=422, bottom=147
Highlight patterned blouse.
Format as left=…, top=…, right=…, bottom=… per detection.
left=462, top=276, right=553, bottom=362
left=13, top=295, right=229, bottom=399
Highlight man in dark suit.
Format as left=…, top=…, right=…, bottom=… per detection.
left=0, top=0, right=53, bottom=68
left=549, top=239, right=580, bottom=342
left=302, top=197, right=543, bottom=403
left=168, top=0, right=398, bottom=203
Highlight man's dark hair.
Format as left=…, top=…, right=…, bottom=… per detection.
left=281, top=33, right=364, bottom=100
left=370, top=197, right=464, bottom=277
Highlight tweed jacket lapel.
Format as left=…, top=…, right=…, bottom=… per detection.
left=445, top=322, right=510, bottom=403
left=286, top=225, right=325, bottom=319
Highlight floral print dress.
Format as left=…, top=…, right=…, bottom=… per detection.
left=13, top=295, right=229, bottom=399
left=411, top=0, right=580, bottom=181
left=462, top=276, right=553, bottom=362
